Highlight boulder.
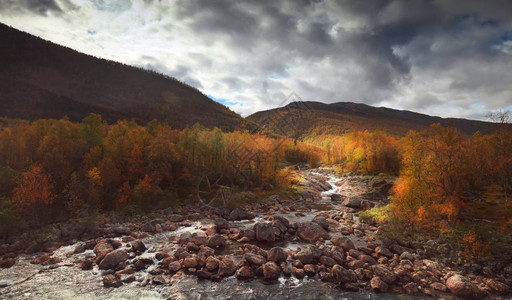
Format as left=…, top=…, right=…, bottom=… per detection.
left=228, top=209, right=254, bottom=221
left=103, top=274, right=122, bottom=288
left=297, top=222, right=329, bottom=242
left=375, top=247, right=393, bottom=258
left=370, top=276, right=388, bottom=293
left=332, top=264, right=357, bottom=283
left=372, top=264, right=396, bottom=284
left=342, top=197, right=362, bottom=208
left=254, top=222, right=275, bottom=242
left=262, top=262, right=280, bottom=281
left=312, top=216, right=329, bottom=230
left=183, top=255, right=199, bottom=268
left=446, top=274, right=479, bottom=297
left=214, top=218, right=230, bottom=230
left=131, top=241, right=146, bottom=253
left=99, top=249, right=129, bottom=270
left=331, top=194, right=343, bottom=201
left=205, top=256, right=220, bottom=271
left=330, top=235, right=355, bottom=251
left=295, top=245, right=321, bottom=264
left=218, top=256, right=236, bottom=276
left=169, top=261, right=181, bottom=272
left=207, top=234, right=226, bottom=248
left=267, top=247, right=288, bottom=263
left=244, top=253, right=266, bottom=266
left=0, top=258, right=15, bottom=268
left=235, top=266, right=254, bottom=280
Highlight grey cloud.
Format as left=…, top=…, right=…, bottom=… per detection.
left=1, top=0, right=511, bottom=119
left=0, top=0, right=63, bottom=16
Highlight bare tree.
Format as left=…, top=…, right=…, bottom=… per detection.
left=486, top=110, right=511, bottom=124
left=487, top=110, right=511, bottom=208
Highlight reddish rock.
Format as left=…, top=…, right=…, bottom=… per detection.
left=332, top=264, right=357, bottom=283
left=404, top=282, right=419, bottom=294
left=205, top=256, right=220, bottom=271
left=372, top=264, right=396, bottom=284
left=254, top=222, right=275, bottom=242
left=371, top=277, right=388, bottom=293
left=183, top=256, right=199, bottom=268
left=292, top=267, right=305, bottom=279
left=207, top=234, right=226, bottom=248
left=235, top=265, right=254, bottom=280
left=262, top=261, right=280, bottom=280
left=78, top=259, right=93, bottom=270
left=98, top=249, right=129, bottom=270
left=244, top=253, right=266, bottom=266
left=304, top=264, right=316, bottom=276
left=31, top=255, right=51, bottom=265
left=330, top=235, right=355, bottom=251
left=169, top=261, right=182, bottom=272
left=131, top=241, right=146, bottom=253
left=103, top=274, right=122, bottom=288
left=218, top=256, right=236, bottom=276
left=446, top=274, right=480, bottom=297
left=320, top=271, right=334, bottom=282
left=319, top=256, right=336, bottom=267
left=268, top=247, right=288, bottom=263
left=297, top=222, right=329, bottom=242
left=0, top=258, right=15, bottom=268
left=375, top=247, right=393, bottom=258
left=430, top=282, right=447, bottom=292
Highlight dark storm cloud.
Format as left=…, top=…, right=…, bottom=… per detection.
left=0, top=0, right=63, bottom=16
left=1, top=0, right=511, bottom=118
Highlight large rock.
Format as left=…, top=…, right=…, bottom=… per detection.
left=235, top=265, right=254, bottom=280
left=262, top=262, right=280, bottom=281
left=372, top=264, right=396, bottom=284
left=214, top=218, right=230, bottom=230
left=295, top=245, right=321, bottom=264
left=371, top=276, right=388, bottom=293
left=0, top=258, right=15, bottom=268
left=103, top=274, right=122, bottom=288
left=446, top=274, right=479, bottom=297
left=207, top=234, right=226, bottom=248
left=205, top=256, right=220, bottom=271
left=228, top=209, right=254, bottom=221
left=131, top=240, right=146, bottom=253
left=331, top=194, right=343, bottom=201
left=297, top=222, right=329, bottom=242
left=254, top=222, right=275, bottom=242
left=312, top=216, right=329, bottom=230
left=244, top=253, right=266, bottom=266
left=332, top=264, right=357, bottom=283
left=218, top=256, right=236, bottom=276
left=342, top=197, right=363, bottom=208
left=267, top=247, right=288, bottom=263
left=330, top=235, right=355, bottom=251
left=98, top=249, right=129, bottom=270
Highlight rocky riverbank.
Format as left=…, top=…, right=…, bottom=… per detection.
left=1, top=168, right=511, bottom=299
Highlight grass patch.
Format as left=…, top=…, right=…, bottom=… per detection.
left=359, top=204, right=392, bottom=224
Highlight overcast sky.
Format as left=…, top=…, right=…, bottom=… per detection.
left=1, top=0, right=511, bottom=119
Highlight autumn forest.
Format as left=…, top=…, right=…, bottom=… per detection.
left=1, top=114, right=511, bottom=262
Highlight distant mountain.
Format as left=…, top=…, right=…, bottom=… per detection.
left=247, top=101, right=507, bottom=137
left=0, top=23, right=245, bottom=131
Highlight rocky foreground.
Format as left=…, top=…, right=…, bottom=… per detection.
left=0, top=169, right=511, bottom=299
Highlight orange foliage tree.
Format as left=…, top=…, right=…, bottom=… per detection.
left=12, top=166, right=54, bottom=225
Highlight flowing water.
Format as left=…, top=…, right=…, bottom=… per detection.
left=0, top=171, right=414, bottom=300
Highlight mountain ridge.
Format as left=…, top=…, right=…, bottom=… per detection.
left=247, top=100, right=507, bottom=137
left=0, top=23, right=245, bottom=131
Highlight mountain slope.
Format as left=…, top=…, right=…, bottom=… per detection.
left=247, top=101, right=507, bottom=137
left=0, top=23, right=245, bottom=130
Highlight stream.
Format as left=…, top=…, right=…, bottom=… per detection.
left=0, top=170, right=416, bottom=300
